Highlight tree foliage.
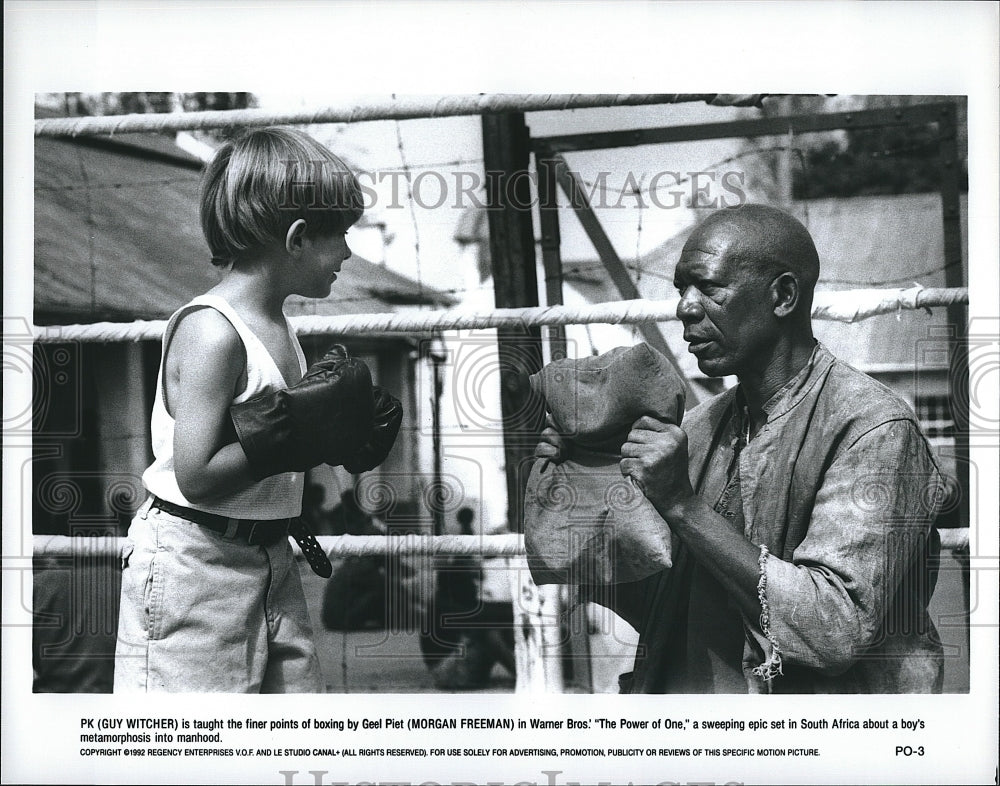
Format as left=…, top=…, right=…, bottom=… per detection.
left=751, top=95, right=969, bottom=200
left=792, top=122, right=967, bottom=199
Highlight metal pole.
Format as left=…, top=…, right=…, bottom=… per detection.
left=430, top=344, right=446, bottom=537
left=532, top=103, right=955, bottom=153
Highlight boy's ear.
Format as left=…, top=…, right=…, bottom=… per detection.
left=285, top=219, right=308, bottom=255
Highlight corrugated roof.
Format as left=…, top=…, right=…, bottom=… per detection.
left=34, top=135, right=454, bottom=324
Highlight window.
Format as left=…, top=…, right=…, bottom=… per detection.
left=914, top=394, right=955, bottom=440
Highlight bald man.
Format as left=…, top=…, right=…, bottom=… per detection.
left=559, top=204, right=944, bottom=693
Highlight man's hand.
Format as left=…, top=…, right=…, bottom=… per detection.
left=619, top=415, right=695, bottom=516
left=534, top=415, right=571, bottom=465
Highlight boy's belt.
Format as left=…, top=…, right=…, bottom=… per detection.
left=147, top=496, right=333, bottom=578
left=149, top=496, right=289, bottom=544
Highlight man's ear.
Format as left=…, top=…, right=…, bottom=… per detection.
left=770, top=272, right=801, bottom=318
left=285, top=218, right=308, bottom=255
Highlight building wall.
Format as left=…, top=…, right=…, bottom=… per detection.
left=32, top=338, right=424, bottom=535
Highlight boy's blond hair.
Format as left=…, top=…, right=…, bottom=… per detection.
left=200, top=127, right=364, bottom=267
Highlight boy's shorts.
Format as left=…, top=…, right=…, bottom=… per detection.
left=114, top=498, right=323, bottom=692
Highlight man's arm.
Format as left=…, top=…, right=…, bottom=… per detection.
left=622, top=416, right=941, bottom=675
left=748, top=420, right=940, bottom=674
left=621, top=417, right=763, bottom=618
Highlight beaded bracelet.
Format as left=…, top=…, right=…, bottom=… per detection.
left=751, top=544, right=784, bottom=683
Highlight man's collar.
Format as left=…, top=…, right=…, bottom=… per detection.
left=737, top=342, right=831, bottom=427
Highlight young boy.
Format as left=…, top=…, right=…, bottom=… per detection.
left=114, top=127, right=399, bottom=692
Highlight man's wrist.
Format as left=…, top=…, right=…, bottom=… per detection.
left=652, top=489, right=699, bottom=527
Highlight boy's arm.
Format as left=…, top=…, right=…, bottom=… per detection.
left=170, top=309, right=256, bottom=503
left=228, top=344, right=379, bottom=480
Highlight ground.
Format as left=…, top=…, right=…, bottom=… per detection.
left=299, top=549, right=971, bottom=694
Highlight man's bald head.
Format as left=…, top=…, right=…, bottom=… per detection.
left=685, top=204, right=820, bottom=314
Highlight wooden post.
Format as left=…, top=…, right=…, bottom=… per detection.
left=937, top=103, right=968, bottom=529
left=480, top=112, right=545, bottom=533
left=536, top=148, right=568, bottom=362
left=536, top=147, right=592, bottom=690
left=481, top=112, right=557, bottom=692
left=937, top=102, right=971, bottom=652
left=508, top=570, right=565, bottom=693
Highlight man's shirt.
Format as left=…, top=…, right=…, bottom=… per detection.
left=611, top=343, right=945, bottom=693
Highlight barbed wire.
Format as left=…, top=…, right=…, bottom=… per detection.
left=367, top=156, right=486, bottom=172
left=574, top=143, right=795, bottom=196
left=558, top=255, right=963, bottom=290
left=573, top=137, right=950, bottom=197
left=559, top=135, right=965, bottom=290
left=303, top=281, right=494, bottom=308
left=37, top=117, right=965, bottom=308
left=393, top=116, right=425, bottom=307
left=816, top=260, right=965, bottom=287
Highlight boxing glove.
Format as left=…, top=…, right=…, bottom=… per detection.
left=342, top=385, right=404, bottom=473
left=230, top=344, right=376, bottom=481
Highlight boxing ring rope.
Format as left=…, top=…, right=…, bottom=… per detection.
left=32, top=286, right=969, bottom=343
left=34, top=94, right=770, bottom=137
left=31, top=286, right=973, bottom=559
left=31, top=529, right=970, bottom=560
left=33, top=534, right=526, bottom=560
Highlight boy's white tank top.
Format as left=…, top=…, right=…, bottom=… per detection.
left=142, top=294, right=307, bottom=519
